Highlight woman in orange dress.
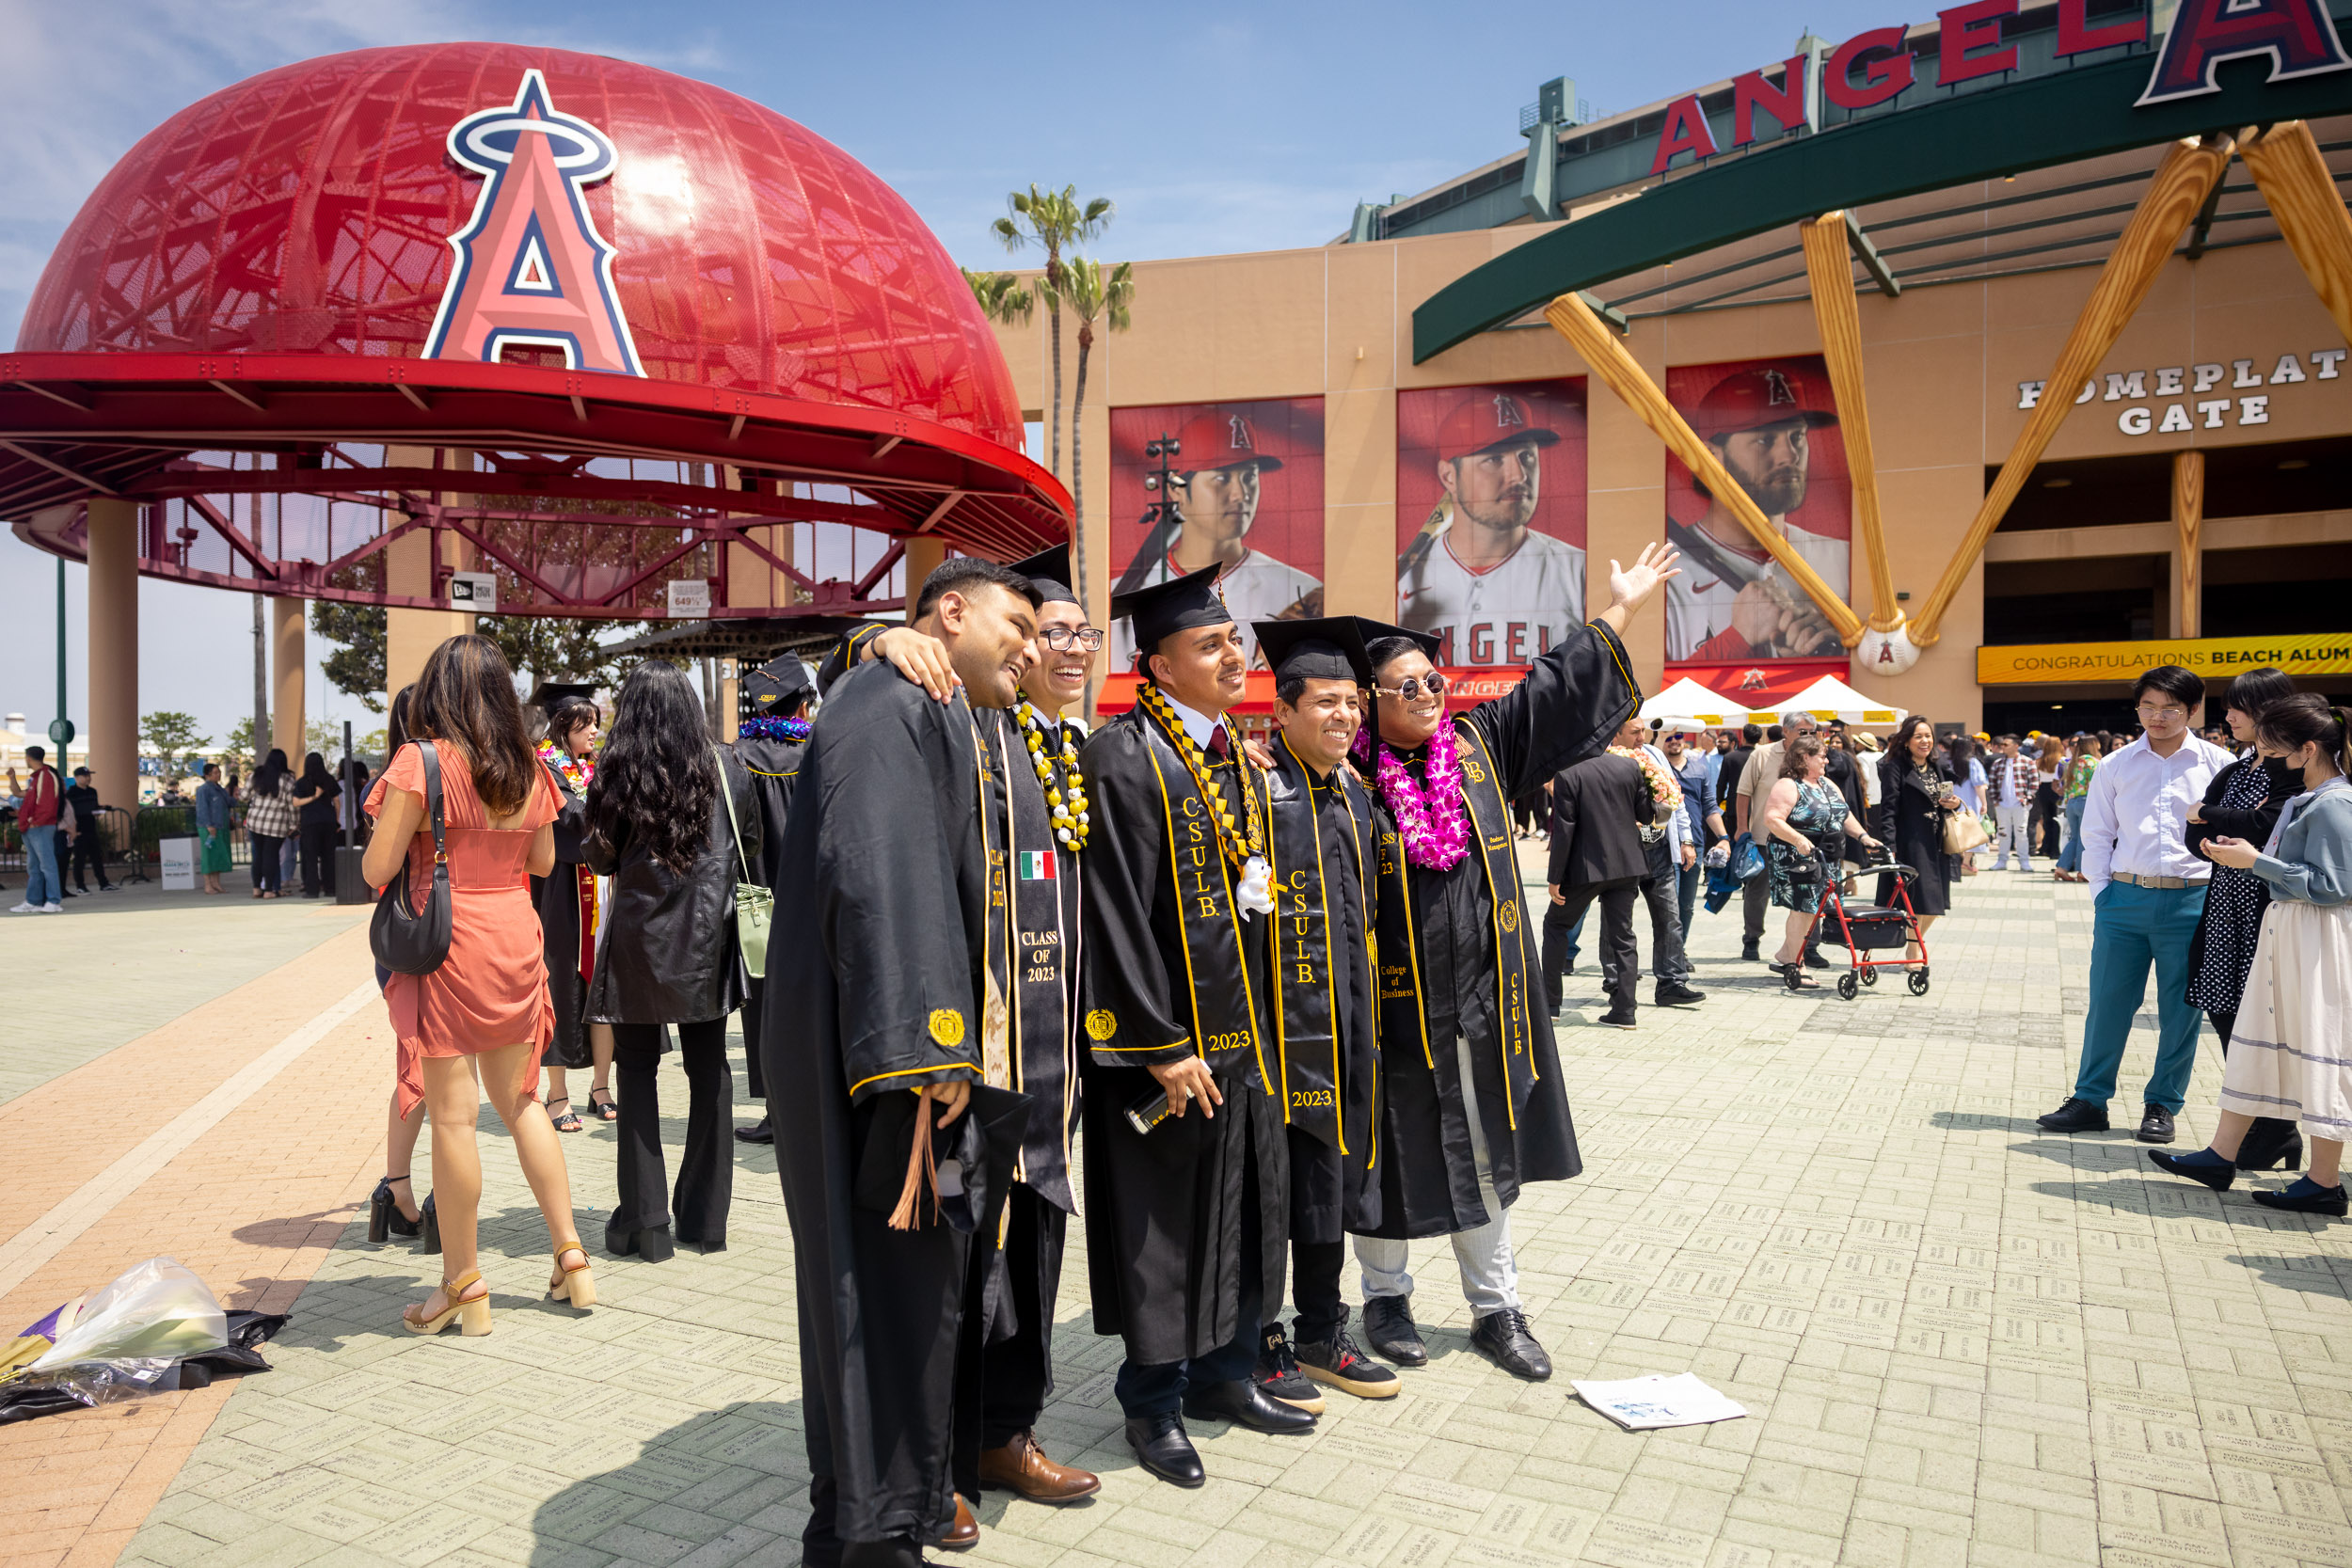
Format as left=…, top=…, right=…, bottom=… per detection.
left=362, top=635, right=595, bottom=1335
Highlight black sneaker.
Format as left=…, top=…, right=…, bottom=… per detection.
left=2136, top=1105, right=2176, bottom=1144
left=1295, top=1313, right=1399, bottom=1401
left=1360, top=1295, right=1427, bottom=1368
left=1804, top=946, right=1832, bottom=970
left=1469, top=1308, right=1552, bottom=1381
left=1253, top=1323, right=1327, bottom=1415
left=1740, top=942, right=1761, bottom=961
left=2036, top=1098, right=2109, bottom=1133
left=1653, top=982, right=1706, bottom=1006
left=1598, top=1003, right=1638, bottom=1029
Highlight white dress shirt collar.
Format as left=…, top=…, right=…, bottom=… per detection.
left=1157, top=689, right=1223, bottom=752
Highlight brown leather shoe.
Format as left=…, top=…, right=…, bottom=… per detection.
left=977, top=1429, right=1102, bottom=1502
left=934, top=1494, right=978, bottom=1550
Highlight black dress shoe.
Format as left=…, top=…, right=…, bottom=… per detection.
left=1740, top=942, right=1761, bottom=961
left=840, top=1538, right=934, bottom=1568
left=2036, top=1098, right=2109, bottom=1133
left=734, top=1116, right=774, bottom=1145
left=1598, top=1003, right=1638, bottom=1029
left=2235, top=1117, right=2304, bottom=1172
left=2136, top=1105, right=2176, bottom=1144
left=1653, top=982, right=1706, bottom=1006
left=1803, top=946, right=1832, bottom=970
left=1182, top=1377, right=1316, bottom=1433
left=1361, top=1295, right=1427, bottom=1368
left=1123, top=1413, right=1204, bottom=1488
left=2251, top=1180, right=2349, bottom=1217
left=2147, top=1149, right=2234, bottom=1192
left=1470, top=1308, right=1552, bottom=1381
left=606, top=1218, right=676, bottom=1261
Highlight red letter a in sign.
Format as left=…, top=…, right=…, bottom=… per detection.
left=2136, top=0, right=2352, bottom=105
left=424, top=69, right=645, bottom=376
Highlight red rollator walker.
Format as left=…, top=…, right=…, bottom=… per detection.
left=1784, top=848, right=1931, bottom=1000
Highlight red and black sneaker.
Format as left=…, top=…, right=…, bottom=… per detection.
left=1296, top=1318, right=1400, bottom=1400
left=1253, top=1322, right=1327, bottom=1415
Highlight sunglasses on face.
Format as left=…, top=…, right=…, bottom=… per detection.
left=1377, top=673, right=1448, bottom=702
left=1041, top=626, right=1105, bottom=652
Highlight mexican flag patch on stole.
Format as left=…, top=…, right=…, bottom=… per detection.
left=1018, top=850, right=1057, bottom=880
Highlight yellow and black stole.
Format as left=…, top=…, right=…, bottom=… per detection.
left=1369, top=716, right=1539, bottom=1126
left=1136, top=706, right=1274, bottom=1091
left=997, top=709, right=1077, bottom=1208
left=1264, top=736, right=1374, bottom=1150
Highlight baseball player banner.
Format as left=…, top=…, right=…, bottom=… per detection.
left=1662, top=356, right=1853, bottom=673
left=1395, top=379, right=1589, bottom=669
left=1107, top=398, right=1324, bottom=670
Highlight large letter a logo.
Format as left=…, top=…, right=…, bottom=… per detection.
left=424, top=70, right=645, bottom=376
left=2137, top=0, right=2352, bottom=105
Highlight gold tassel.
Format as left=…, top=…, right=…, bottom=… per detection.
left=886, top=1094, right=939, bottom=1231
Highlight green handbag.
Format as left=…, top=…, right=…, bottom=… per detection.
left=717, top=747, right=773, bottom=979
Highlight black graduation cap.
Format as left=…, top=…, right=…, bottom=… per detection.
left=742, top=653, right=816, bottom=712
left=529, top=681, right=596, bottom=712
left=1111, top=563, right=1232, bottom=656
left=1009, top=545, right=1078, bottom=607
left=1251, top=616, right=1373, bottom=689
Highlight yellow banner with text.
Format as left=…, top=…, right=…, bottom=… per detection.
left=1979, top=635, right=2352, bottom=686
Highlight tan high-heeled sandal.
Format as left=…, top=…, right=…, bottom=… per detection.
left=548, top=1246, right=596, bottom=1309
left=404, top=1268, right=491, bottom=1336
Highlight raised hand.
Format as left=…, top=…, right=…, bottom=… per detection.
left=1597, top=541, right=1682, bottom=638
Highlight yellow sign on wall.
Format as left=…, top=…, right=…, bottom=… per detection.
left=1979, top=634, right=2352, bottom=686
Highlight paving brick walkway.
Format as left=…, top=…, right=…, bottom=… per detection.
left=9, top=868, right=2352, bottom=1568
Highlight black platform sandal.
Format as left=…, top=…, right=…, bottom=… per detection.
left=587, top=1085, right=618, bottom=1122
left=418, top=1191, right=442, bottom=1255
left=368, top=1175, right=422, bottom=1243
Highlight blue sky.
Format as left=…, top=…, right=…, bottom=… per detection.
left=0, top=0, right=1902, bottom=742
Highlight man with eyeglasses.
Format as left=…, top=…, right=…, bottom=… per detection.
left=2040, top=665, right=2236, bottom=1145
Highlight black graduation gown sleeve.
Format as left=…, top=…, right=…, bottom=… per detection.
left=1074, top=719, right=1195, bottom=1069
left=1465, top=619, right=1640, bottom=800
left=817, top=621, right=893, bottom=696
left=532, top=766, right=593, bottom=1069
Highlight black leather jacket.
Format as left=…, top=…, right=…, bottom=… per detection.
left=583, top=747, right=761, bottom=1026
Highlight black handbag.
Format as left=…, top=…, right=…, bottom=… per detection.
left=370, top=741, right=453, bottom=975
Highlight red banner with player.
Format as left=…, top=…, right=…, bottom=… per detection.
left=1107, top=398, right=1324, bottom=671
left=1394, top=379, right=1588, bottom=669
left=1661, top=356, right=1852, bottom=681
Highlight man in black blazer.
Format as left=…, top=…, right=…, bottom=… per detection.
left=1541, top=751, right=1652, bottom=1028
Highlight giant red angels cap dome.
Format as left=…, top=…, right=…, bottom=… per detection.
left=17, top=41, right=1025, bottom=450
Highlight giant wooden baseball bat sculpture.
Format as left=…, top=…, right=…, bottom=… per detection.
left=1802, top=212, right=1900, bottom=641
left=2236, top=120, right=2352, bottom=351
left=1543, top=291, right=1865, bottom=646
left=1908, top=135, right=2233, bottom=650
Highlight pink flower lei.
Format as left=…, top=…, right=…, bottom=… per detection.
left=1359, top=721, right=1473, bottom=870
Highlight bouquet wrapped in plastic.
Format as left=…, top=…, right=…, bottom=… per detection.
left=0, top=1258, right=285, bottom=1424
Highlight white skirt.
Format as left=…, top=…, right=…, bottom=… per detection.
left=2219, top=899, right=2352, bottom=1139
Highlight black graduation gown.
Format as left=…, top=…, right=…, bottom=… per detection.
left=734, top=723, right=805, bottom=1100
left=531, top=763, right=595, bottom=1069
left=1077, top=705, right=1289, bottom=1367
left=1264, top=736, right=1381, bottom=1243
left=762, top=663, right=1029, bottom=1556
left=1364, top=620, right=1638, bottom=1240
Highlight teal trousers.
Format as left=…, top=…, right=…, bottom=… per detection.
left=2072, top=879, right=2208, bottom=1113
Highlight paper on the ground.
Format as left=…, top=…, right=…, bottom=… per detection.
left=1570, top=1372, right=1748, bottom=1431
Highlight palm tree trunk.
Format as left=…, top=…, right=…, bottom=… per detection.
left=1047, top=296, right=1065, bottom=481
left=1071, top=335, right=1092, bottom=620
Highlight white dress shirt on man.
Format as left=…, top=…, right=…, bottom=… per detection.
left=2079, top=732, right=2237, bottom=895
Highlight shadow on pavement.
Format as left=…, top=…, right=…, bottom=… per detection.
left=528, top=1399, right=809, bottom=1567
left=2224, top=1254, right=2352, bottom=1297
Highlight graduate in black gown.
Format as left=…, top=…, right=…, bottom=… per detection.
left=529, top=687, right=612, bottom=1132
left=1351, top=541, right=1677, bottom=1383
left=1079, top=566, right=1308, bottom=1491
left=763, top=559, right=1042, bottom=1568
left=731, top=653, right=816, bottom=1147
left=1245, top=619, right=1398, bottom=1413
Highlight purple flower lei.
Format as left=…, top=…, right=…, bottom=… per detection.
left=1360, top=722, right=1473, bottom=870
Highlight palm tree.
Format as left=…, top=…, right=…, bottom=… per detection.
left=1051, top=257, right=1133, bottom=620
left=961, top=267, right=1035, bottom=332
left=993, top=185, right=1113, bottom=482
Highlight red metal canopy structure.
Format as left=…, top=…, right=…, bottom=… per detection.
left=5, top=42, right=1068, bottom=620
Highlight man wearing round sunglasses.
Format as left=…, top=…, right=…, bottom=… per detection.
left=2040, top=665, right=2236, bottom=1145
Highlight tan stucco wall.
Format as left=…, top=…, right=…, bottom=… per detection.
left=985, top=224, right=2351, bottom=730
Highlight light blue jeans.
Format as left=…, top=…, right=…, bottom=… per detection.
left=2057, top=797, right=2088, bottom=874
left=23, top=824, right=59, bottom=906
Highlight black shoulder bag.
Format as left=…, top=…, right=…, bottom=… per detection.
left=370, top=741, right=453, bottom=974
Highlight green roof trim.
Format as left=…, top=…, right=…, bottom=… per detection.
left=1411, top=51, right=2352, bottom=365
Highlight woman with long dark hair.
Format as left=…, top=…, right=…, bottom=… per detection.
left=584, top=661, right=760, bottom=1261
left=1872, top=714, right=1961, bottom=961
left=2153, top=695, right=2352, bottom=1215
left=244, top=748, right=298, bottom=897
left=363, top=637, right=593, bottom=1333
left=2185, top=667, right=2301, bottom=1172
left=534, top=696, right=614, bottom=1132
left=293, top=751, right=342, bottom=897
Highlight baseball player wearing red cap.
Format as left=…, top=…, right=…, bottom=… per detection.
left=1110, top=408, right=1322, bottom=670
left=1664, top=365, right=1849, bottom=662
left=1398, top=388, right=1585, bottom=667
